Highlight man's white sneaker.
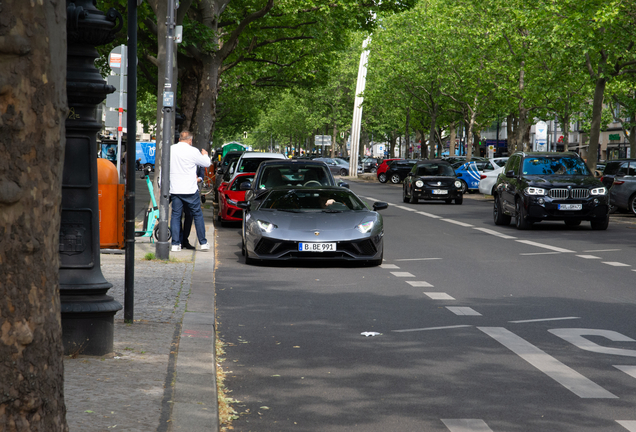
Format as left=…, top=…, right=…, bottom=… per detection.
left=200, top=243, right=211, bottom=251
left=171, top=244, right=181, bottom=252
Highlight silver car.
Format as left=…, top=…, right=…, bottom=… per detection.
left=239, top=187, right=387, bottom=265
left=601, top=159, right=636, bottom=214
left=313, top=158, right=362, bottom=176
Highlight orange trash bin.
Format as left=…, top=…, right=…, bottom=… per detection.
left=97, top=158, right=125, bottom=249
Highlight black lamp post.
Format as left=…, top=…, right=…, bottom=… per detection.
left=60, top=0, right=123, bottom=356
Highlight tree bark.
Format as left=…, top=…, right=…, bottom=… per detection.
left=0, top=1, right=69, bottom=430
left=449, top=122, right=456, bottom=157
left=506, top=114, right=516, bottom=154
left=587, top=77, right=606, bottom=171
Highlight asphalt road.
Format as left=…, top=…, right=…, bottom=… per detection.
left=215, top=179, right=636, bottom=432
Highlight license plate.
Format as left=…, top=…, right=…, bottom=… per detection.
left=298, top=242, right=336, bottom=252
left=432, top=189, right=448, bottom=195
left=558, top=204, right=582, bottom=210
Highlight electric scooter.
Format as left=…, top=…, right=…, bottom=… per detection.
left=135, top=166, right=170, bottom=241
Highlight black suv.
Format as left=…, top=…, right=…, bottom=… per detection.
left=385, top=159, right=418, bottom=184
left=403, top=159, right=463, bottom=204
left=493, top=152, right=609, bottom=230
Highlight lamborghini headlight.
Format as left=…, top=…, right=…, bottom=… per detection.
left=356, top=221, right=374, bottom=233
left=257, top=220, right=276, bottom=233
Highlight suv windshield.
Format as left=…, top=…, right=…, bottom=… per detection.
left=416, top=164, right=455, bottom=176
left=238, top=157, right=276, bottom=174
left=522, top=156, right=590, bottom=176
left=261, top=189, right=366, bottom=212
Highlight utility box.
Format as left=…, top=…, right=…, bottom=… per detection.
left=97, top=158, right=125, bottom=249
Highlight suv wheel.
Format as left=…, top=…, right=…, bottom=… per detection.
left=591, top=215, right=609, bottom=230
left=515, top=199, right=532, bottom=230
left=339, top=168, right=348, bottom=176
left=629, top=194, right=636, bottom=215
left=390, top=173, right=401, bottom=184
left=378, top=173, right=388, bottom=183
left=493, top=195, right=510, bottom=225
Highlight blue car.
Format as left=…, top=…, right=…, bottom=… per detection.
left=454, top=159, right=505, bottom=193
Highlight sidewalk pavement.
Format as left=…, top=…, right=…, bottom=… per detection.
left=63, top=204, right=219, bottom=432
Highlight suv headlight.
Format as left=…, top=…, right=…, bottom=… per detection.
left=415, top=180, right=424, bottom=188
left=356, top=221, right=374, bottom=233
left=525, top=187, right=546, bottom=196
left=590, top=187, right=607, bottom=196
left=257, top=220, right=276, bottom=233
left=454, top=180, right=462, bottom=188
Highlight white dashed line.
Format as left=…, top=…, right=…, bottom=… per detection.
left=614, top=365, right=636, bottom=379
left=509, top=316, right=580, bottom=324
left=447, top=307, right=482, bottom=316
left=441, top=219, right=474, bottom=227
left=603, top=262, right=631, bottom=267
left=405, top=281, right=434, bottom=287
left=380, top=264, right=400, bottom=269
left=478, top=327, right=617, bottom=399
left=395, top=257, right=442, bottom=261
left=424, top=292, right=455, bottom=300
left=520, top=252, right=561, bottom=256
left=390, top=271, right=415, bottom=277
left=577, top=255, right=601, bottom=259
left=417, top=211, right=442, bottom=218
left=585, top=249, right=621, bottom=252
left=442, top=419, right=493, bottom=431
left=393, top=325, right=472, bottom=333
left=515, top=239, right=575, bottom=253
left=472, top=227, right=517, bottom=239
left=616, top=420, right=636, bottom=431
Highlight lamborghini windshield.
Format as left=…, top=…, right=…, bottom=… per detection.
left=260, top=189, right=366, bottom=212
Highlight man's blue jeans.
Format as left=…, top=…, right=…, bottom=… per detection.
left=170, top=192, right=207, bottom=246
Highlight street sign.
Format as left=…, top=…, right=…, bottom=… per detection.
left=105, top=110, right=127, bottom=128
left=163, top=91, right=174, bottom=108
left=109, top=53, right=122, bottom=69
left=536, top=121, right=548, bottom=140
left=315, top=135, right=331, bottom=146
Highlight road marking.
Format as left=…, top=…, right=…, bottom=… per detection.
left=510, top=316, right=580, bottom=324
left=393, top=325, right=472, bottom=333
left=441, top=219, right=474, bottom=227
left=577, top=255, right=601, bottom=259
left=603, top=261, right=631, bottom=267
left=390, top=271, right=414, bottom=277
left=380, top=264, right=400, bottom=269
left=362, top=196, right=381, bottom=202
left=585, top=249, right=621, bottom=252
left=617, top=420, right=636, bottom=431
left=447, top=307, right=482, bottom=316
left=395, top=257, right=443, bottom=261
left=473, top=227, right=517, bottom=239
left=405, top=281, right=434, bottom=287
left=515, top=240, right=575, bottom=253
left=478, top=327, right=617, bottom=399
left=614, top=365, right=636, bottom=379
left=424, top=292, right=455, bottom=300
left=442, top=419, right=493, bottom=431
left=520, top=252, right=561, bottom=256
left=417, top=211, right=442, bottom=218
left=549, top=329, right=636, bottom=357
left=393, top=205, right=411, bottom=211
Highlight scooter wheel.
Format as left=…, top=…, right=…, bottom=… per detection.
left=153, top=226, right=172, bottom=241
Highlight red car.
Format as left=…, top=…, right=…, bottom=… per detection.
left=218, top=173, right=254, bottom=224
left=376, top=158, right=403, bottom=183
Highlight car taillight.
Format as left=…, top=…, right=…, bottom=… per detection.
left=613, top=180, right=625, bottom=185
left=480, top=175, right=487, bottom=179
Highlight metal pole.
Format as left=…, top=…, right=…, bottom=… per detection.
left=554, top=114, right=558, bottom=152
left=156, top=0, right=176, bottom=260
left=124, top=0, right=138, bottom=323
left=116, top=44, right=126, bottom=180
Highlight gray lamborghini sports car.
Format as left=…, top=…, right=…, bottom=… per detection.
left=239, top=187, right=387, bottom=265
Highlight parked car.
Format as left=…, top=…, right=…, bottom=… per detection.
left=214, top=150, right=243, bottom=202
left=493, top=152, right=610, bottom=230
left=238, top=187, right=387, bottom=265
left=243, top=159, right=347, bottom=203
left=402, top=160, right=463, bottom=204
left=384, top=159, right=418, bottom=184
left=361, top=157, right=382, bottom=173
left=313, top=158, right=362, bottom=176
left=230, top=151, right=287, bottom=183
left=477, top=159, right=509, bottom=196
left=454, top=159, right=501, bottom=193
left=377, top=158, right=403, bottom=183
left=218, top=173, right=254, bottom=224
left=600, top=159, right=636, bottom=215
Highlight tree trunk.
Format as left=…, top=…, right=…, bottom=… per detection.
left=630, top=107, right=636, bottom=158
left=449, top=122, right=456, bottom=157
left=428, top=106, right=438, bottom=159
left=506, top=114, right=517, bottom=154
left=405, top=106, right=411, bottom=159
left=587, top=77, right=606, bottom=171
left=190, top=56, right=221, bottom=152
left=0, top=2, right=69, bottom=430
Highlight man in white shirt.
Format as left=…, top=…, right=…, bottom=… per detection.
left=170, top=131, right=211, bottom=252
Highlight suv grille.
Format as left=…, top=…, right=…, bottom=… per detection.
left=548, top=188, right=590, bottom=199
